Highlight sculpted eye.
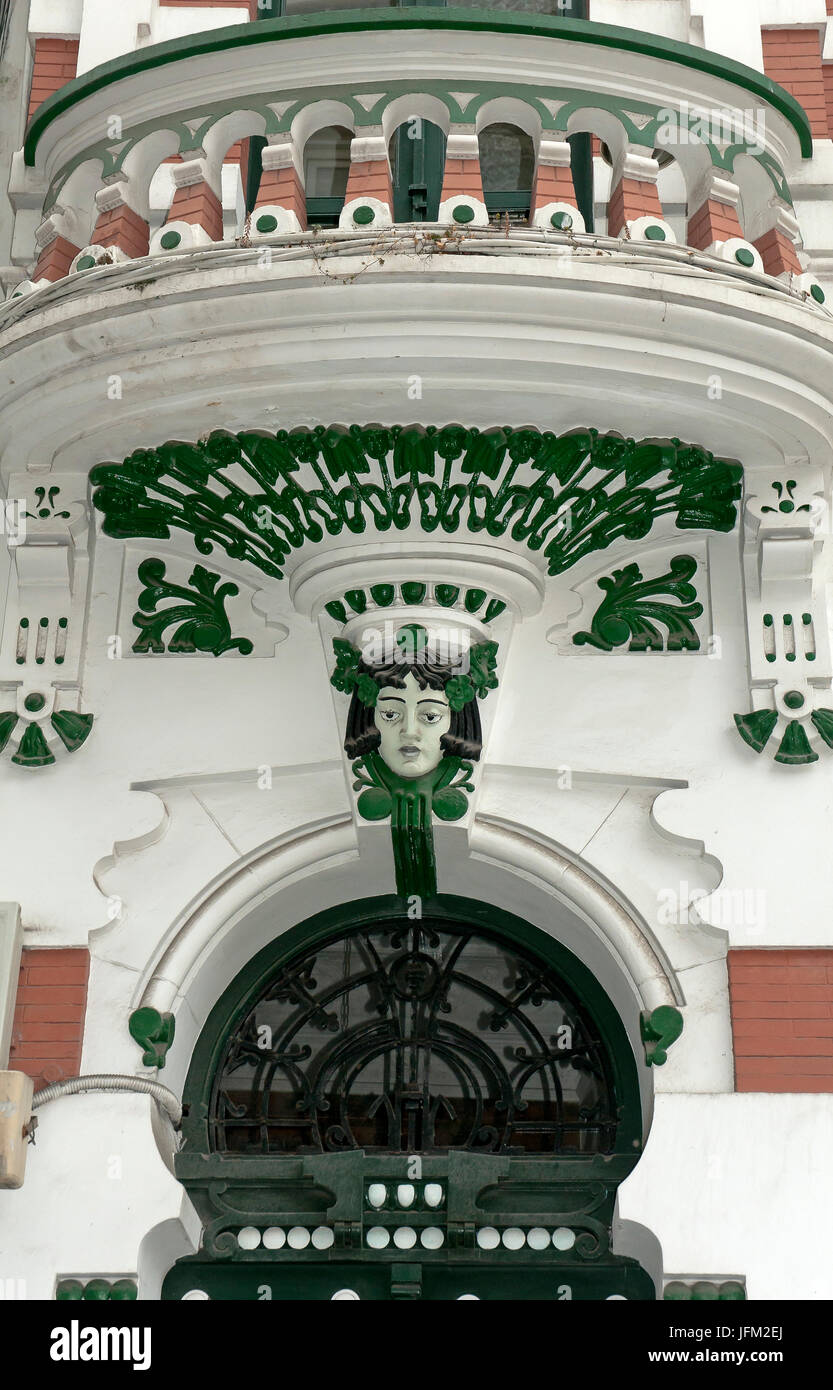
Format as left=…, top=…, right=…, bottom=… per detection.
left=378, top=710, right=400, bottom=723
left=421, top=711, right=443, bottom=724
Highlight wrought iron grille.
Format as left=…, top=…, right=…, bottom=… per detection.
left=210, top=919, right=618, bottom=1156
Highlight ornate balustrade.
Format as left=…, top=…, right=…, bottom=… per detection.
left=5, top=10, right=822, bottom=302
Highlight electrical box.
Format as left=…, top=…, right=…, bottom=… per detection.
left=0, top=1070, right=33, bottom=1189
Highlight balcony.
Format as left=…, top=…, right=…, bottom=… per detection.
left=1, top=9, right=831, bottom=494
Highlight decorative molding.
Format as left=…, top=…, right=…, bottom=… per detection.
left=129, top=1006, right=176, bottom=1069
left=0, top=706, right=93, bottom=768
left=56, top=1278, right=137, bottom=1301
left=640, top=1005, right=684, bottom=1066
left=132, top=558, right=254, bottom=656
left=664, top=1279, right=745, bottom=1301
left=735, top=468, right=831, bottom=767
left=572, top=555, right=702, bottom=652
left=324, top=581, right=506, bottom=627
left=90, top=426, right=742, bottom=584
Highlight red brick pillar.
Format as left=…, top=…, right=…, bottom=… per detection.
left=607, top=152, right=662, bottom=237
left=531, top=137, right=578, bottom=215
left=9, top=948, right=89, bottom=1089
left=32, top=207, right=87, bottom=282
left=439, top=132, right=484, bottom=204
left=343, top=132, right=393, bottom=211
left=92, top=184, right=150, bottom=259
left=27, top=37, right=79, bottom=122
left=686, top=173, right=744, bottom=252
left=255, top=135, right=306, bottom=231
left=751, top=208, right=804, bottom=278
left=166, top=158, right=224, bottom=241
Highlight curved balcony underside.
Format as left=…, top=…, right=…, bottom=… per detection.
left=1, top=233, right=831, bottom=484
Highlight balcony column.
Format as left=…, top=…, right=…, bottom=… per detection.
left=686, top=171, right=744, bottom=252
left=343, top=131, right=393, bottom=213
left=750, top=205, right=804, bottom=280
left=437, top=130, right=488, bottom=227
left=606, top=151, right=663, bottom=237
left=531, top=137, right=578, bottom=214
left=32, top=206, right=87, bottom=282
left=91, top=180, right=150, bottom=259
left=164, top=155, right=224, bottom=244
left=253, top=134, right=306, bottom=233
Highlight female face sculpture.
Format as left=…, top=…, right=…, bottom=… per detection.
left=374, top=671, right=452, bottom=780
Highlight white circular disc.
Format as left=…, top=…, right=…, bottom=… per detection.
left=181, top=1290, right=210, bottom=1300
left=366, top=1226, right=390, bottom=1249
left=237, top=1226, right=261, bottom=1250
left=552, top=1227, right=575, bottom=1251
left=420, top=1227, right=444, bottom=1249
left=312, top=1226, right=335, bottom=1250
left=393, top=1227, right=417, bottom=1249
left=397, top=1184, right=416, bottom=1208
left=424, top=1183, right=444, bottom=1208
left=288, top=1226, right=311, bottom=1250
left=502, top=1227, right=526, bottom=1250
left=331, top=1289, right=361, bottom=1300
left=476, top=1227, right=500, bottom=1250
left=262, top=1227, right=286, bottom=1250
left=527, top=1227, right=550, bottom=1250
left=367, top=1183, right=387, bottom=1208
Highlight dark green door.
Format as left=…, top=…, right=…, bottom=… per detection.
left=390, top=118, right=446, bottom=222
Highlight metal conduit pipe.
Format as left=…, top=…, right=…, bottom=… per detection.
left=32, top=1075, right=182, bottom=1127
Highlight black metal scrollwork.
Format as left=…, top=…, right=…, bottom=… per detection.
left=210, top=921, right=617, bottom=1157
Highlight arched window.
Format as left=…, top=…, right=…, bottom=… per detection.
left=167, top=899, right=653, bottom=1301
left=478, top=122, right=534, bottom=222
left=388, top=118, right=446, bottom=222
left=304, top=125, right=352, bottom=226
left=210, top=914, right=618, bottom=1156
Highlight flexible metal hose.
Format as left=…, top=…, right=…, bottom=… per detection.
left=32, top=1074, right=182, bottom=1126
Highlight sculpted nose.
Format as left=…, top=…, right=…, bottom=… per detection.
left=402, top=707, right=419, bottom=738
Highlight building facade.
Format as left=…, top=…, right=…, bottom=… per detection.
left=1, top=0, right=833, bottom=1302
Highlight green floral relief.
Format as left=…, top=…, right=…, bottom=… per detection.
left=91, top=425, right=741, bottom=584
left=0, top=709, right=94, bottom=768
left=132, top=558, right=253, bottom=656
left=573, top=554, right=702, bottom=652
left=129, top=1006, right=176, bottom=1069
left=325, top=582, right=506, bottom=625
left=734, top=708, right=833, bottom=766
left=640, top=1005, right=683, bottom=1066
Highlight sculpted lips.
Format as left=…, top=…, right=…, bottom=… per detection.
left=399, top=745, right=421, bottom=760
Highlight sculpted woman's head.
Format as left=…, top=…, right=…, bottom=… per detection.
left=344, top=654, right=483, bottom=778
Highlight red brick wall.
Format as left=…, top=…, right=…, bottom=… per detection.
left=824, top=65, right=833, bottom=137
left=761, top=28, right=828, bottom=139
left=9, top=949, right=89, bottom=1089
left=27, top=38, right=80, bottom=123
left=728, top=949, right=833, bottom=1092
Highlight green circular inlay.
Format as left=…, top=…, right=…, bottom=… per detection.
left=75, top=255, right=96, bottom=271
left=452, top=205, right=475, bottom=224
left=353, top=206, right=376, bottom=226
left=734, top=247, right=755, bottom=267
left=24, top=694, right=46, bottom=713
left=784, top=691, right=804, bottom=710
left=786, top=653, right=796, bottom=662
left=779, top=501, right=794, bottom=513
left=255, top=214, right=278, bottom=233
left=765, top=654, right=776, bottom=663
left=35, top=657, right=44, bottom=665
left=802, top=613, right=812, bottom=625
left=160, top=230, right=182, bottom=250
left=783, top=614, right=793, bottom=626
left=644, top=224, right=666, bottom=241
left=20, top=618, right=29, bottom=629
left=550, top=211, right=573, bottom=231
left=39, top=617, right=48, bottom=627
left=810, top=284, right=825, bottom=304
left=763, top=614, right=773, bottom=627
left=807, top=653, right=816, bottom=661
left=15, top=658, right=24, bottom=666
left=58, top=617, right=68, bottom=629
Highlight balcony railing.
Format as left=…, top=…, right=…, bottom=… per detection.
left=5, top=9, right=822, bottom=306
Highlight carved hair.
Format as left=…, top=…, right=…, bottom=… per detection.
left=344, top=656, right=483, bottom=761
